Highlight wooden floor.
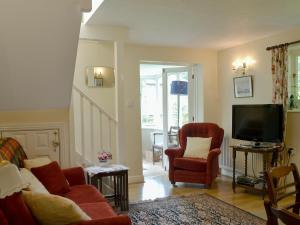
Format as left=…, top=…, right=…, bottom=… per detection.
left=129, top=170, right=269, bottom=220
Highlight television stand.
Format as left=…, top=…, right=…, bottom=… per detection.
left=230, top=145, right=282, bottom=199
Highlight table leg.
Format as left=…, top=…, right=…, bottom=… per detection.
left=245, top=151, right=248, bottom=177
left=232, top=149, right=236, bottom=193
left=262, top=153, right=267, bottom=199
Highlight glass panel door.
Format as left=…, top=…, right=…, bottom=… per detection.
left=162, top=67, right=194, bottom=169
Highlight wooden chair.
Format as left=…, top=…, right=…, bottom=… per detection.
left=152, top=126, right=179, bottom=165
left=264, top=163, right=300, bottom=225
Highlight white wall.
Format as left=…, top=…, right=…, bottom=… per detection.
left=122, top=44, right=219, bottom=180
left=218, top=27, right=300, bottom=170
left=73, top=40, right=116, bottom=117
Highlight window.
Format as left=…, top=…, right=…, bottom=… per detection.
left=140, top=75, right=163, bottom=128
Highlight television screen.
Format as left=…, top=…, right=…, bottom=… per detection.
left=232, top=104, right=283, bottom=143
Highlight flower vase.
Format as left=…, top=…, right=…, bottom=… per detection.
left=99, top=160, right=109, bottom=166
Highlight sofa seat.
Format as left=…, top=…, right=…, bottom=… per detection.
left=174, top=157, right=207, bottom=172
left=79, top=202, right=116, bottom=220
left=63, top=185, right=107, bottom=204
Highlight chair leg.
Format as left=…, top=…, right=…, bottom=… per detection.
left=264, top=201, right=278, bottom=225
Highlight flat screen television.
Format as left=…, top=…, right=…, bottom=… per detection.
left=232, top=104, right=283, bottom=145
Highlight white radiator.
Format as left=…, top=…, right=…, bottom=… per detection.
left=220, top=136, right=264, bottom=177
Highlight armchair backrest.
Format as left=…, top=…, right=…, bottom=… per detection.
left=179, top=123, right=224, bottom=150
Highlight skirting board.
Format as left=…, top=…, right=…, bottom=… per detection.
left=221, top=167, right=243, bottom=178
left=129, top=175, right=144, bottom=184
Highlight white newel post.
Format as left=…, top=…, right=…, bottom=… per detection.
left=114, top=41, right=125, bottom=164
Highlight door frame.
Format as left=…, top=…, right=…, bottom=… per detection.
left=0, top=122, right=69, bottom=167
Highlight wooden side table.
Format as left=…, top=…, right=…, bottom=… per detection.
left=231, top=145, right=281, bottom=198
left=85, top=164, right=129, bottom=211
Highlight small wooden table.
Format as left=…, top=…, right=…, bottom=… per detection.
left=85, top=164, right=129, bottom=211
left=231, top=145, right=281, bottom=198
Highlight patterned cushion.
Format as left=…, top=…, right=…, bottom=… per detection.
left=0, top=138, right=27, bottom=168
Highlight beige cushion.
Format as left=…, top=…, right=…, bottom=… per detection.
left=183, top=137, right=212, bottom=159
left=20, top=168, right=49, bottom=194
left=22, top=191, right=91, bottom=225
left=23, top=157, right=52, bottom=170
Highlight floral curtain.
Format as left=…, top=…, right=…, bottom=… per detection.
left=271, top=46, right=288, bottom=107
left=271, top=46, right=288, bottom=165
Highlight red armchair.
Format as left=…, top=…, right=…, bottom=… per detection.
left=165, top=123, right=224, bottom=187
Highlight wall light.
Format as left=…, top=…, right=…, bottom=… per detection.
left=232, top=56, right=256, bottom=75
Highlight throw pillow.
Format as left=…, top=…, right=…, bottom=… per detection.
left=0, top=209, right=9, bottom=225
left=31, top=161, right=70, bottom=195
left=0, top=192, right=37, bottom=225
left=20, top=168, right=49, bottom=194
left=23, top=157, right=52, bottom=170
left=183, top=137, right=212, bottom=159
left=22, top=191, right=91, bottom=225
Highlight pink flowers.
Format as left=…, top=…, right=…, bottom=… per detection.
left=98, top=151, right=112, bottom=162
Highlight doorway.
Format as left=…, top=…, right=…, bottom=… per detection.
left=140, top=63, right=198, bottom=177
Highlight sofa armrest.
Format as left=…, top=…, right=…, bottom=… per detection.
left=206, top=148, right=221, bottom=184
left=62, top=167, right=86, bottom=186
left=75, top=215, right=131, bottom=225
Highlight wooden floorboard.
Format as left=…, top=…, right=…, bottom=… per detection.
left=129, top=172, right=294, bottom=220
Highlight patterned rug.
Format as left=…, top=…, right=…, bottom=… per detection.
left=128, top=194, right=265, bottom=225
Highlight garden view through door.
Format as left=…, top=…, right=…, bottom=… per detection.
left=140, top=64, right=194, bottom=172
left=162, top=67, right=192, bottom=169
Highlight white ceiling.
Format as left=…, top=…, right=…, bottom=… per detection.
left=88, top=0, right=300, bottom=49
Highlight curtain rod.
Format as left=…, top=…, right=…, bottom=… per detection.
left=266, top=40, right=300, bottom=51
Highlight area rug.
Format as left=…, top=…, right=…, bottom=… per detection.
left=128, top=194, right=265, bottom=225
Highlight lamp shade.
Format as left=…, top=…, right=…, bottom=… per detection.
left=0, top=163, right=28, bottom=199
left=170, top=81, right=188, bottom=95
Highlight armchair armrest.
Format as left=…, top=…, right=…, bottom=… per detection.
left=75, top=215, right=131, bottom=225
left=165, top=147, right=184, bottom=159
left=62, top=167, right=86, bottom=186
left=206, top=148, right=221, bottom=185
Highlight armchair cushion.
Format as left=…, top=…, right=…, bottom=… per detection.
left=174, top=157, right=207, bottom=172
left=64, top=185, right=106, bottom=204
left=183, top=137, right=212, bottom=158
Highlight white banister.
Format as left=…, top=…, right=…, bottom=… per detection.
left=73, top=85, right=117, bottom=123
left=72, top=85, right=118, bottom=166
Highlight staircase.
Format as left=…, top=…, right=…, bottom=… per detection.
left=70, top=86, right=118, bottom=166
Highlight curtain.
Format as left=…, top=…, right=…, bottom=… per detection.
left=271, top=46, right=288, bottom=107
left=271, top=46, right=288, bottom=165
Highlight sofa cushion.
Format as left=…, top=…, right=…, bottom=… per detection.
left=31, top=161, right=70, bottom=195
left=0, top=209, right=9, bottom=225
left=22, top=191, right=91, bottom=225
left=0, top=192, right=37, bottom=225
left=174, top=157, right=207, bottom=172
left=79, top=202, right=116, bottom=220
left=64, top=185, right=106, bottom=204
left=24, top=157, right=52, bottom=170
left=20, top=168, right=49, bottom=194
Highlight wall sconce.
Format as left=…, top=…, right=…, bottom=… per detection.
left=86, top=66, right=114, bottom=88
left=232, top=56, right=256, bottom=75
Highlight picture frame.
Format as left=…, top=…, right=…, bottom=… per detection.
left=233, top=75, right=253, bottom=98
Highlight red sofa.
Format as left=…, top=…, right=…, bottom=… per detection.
left=0, top=138, right=131, bottom=225
left=165, top=123, right=224, bottom=187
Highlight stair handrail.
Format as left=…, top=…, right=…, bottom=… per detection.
left=72, top=85, right=117, bottom=123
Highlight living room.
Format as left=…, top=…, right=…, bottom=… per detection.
left=1, top=0, right=300, bottom=225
